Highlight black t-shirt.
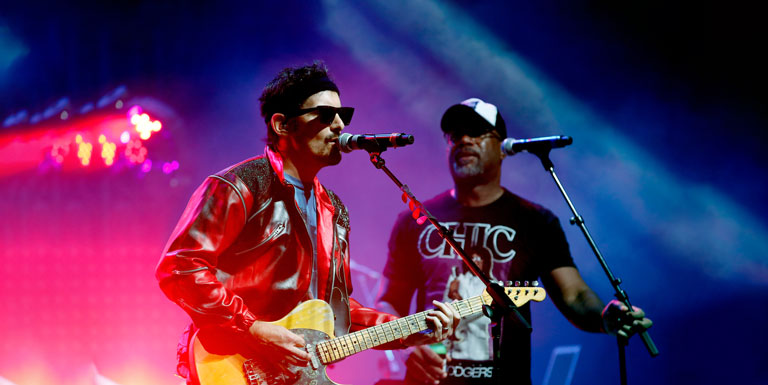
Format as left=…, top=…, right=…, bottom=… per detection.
left=383, top=189, right=575, bottom=385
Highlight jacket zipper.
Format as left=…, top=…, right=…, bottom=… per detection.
left=233, top=222, right=283, bottom=255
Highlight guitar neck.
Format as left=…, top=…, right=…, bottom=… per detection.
left=314, top=295, right=485, bottom=364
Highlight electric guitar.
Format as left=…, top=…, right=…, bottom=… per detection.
left=190, top=284, right=546, bottom=385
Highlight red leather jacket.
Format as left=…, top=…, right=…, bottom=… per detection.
left=156, top=148, right=401, bottom=370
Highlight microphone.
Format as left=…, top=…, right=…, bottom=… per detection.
left=338, top=132, right=415, bottom=153
left=501, top=135, right=573, bottom=155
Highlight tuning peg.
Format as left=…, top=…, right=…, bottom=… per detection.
left=524, top=280, right=530, bottom=287
left=514, top=281, right=521, bottom=287
left=533, top=281, right=539, bottom=287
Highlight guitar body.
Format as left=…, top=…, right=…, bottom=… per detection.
left=190, top=299, right=339, bottom=385
left=188, top=285, right=546, bottom=385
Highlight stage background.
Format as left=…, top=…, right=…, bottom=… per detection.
left=1, top=1, right=766, bottom=385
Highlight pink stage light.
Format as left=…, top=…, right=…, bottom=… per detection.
left=141, top=159, right=152, bottom=173
left=125, top=139, right=148, bottom=164
left=50, top=141, right=71, bottom=164
left=161, top=160, right=179, bottom=174
left=126, top=105, right=141, bottom=117
left=1, top=102, right=170, bottom=176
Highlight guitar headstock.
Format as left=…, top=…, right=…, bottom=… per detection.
left=481, top=281, right=547, bottom=307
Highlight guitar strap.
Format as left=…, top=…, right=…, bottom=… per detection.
left=323, top=188, right=353, bottom=337
left=330, top=284, right=351, bottom=336
left=327, top=223, right=352, bottom=337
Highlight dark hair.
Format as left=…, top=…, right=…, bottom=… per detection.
left=259, top=61, right=338, bottom=149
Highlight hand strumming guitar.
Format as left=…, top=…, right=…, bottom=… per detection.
left=248, top=320, right=311, bottom=375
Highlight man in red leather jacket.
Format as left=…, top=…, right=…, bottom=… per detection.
left=156, top=62, right=459, bottom=383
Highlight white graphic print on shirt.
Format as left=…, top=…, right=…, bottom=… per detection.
left=417, top=222, right=517, bottom=262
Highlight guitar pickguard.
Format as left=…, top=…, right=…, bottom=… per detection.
left=241, top=329, right=337, bottom=385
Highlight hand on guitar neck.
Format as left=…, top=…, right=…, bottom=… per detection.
left=401, top=300, right=461, bottom=347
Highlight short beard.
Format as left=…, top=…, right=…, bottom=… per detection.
left=451, top=161, right=483, bottom=179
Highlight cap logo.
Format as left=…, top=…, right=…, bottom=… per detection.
left=461, top=98, right=497, bottom=127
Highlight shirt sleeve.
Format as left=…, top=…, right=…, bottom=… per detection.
left=534, top=211, right=577, bottom=275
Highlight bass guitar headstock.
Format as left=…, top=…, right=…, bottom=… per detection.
left=481, top=281, right=547, bottom=307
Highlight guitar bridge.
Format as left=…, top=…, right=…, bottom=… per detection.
left=306, top=343, right=320, bottom=370
left=243, top=359, right=265, bottom=385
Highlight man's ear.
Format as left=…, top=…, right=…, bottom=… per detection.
left=270, top=113, right=292, bottom=138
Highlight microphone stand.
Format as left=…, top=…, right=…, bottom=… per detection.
left=526, top=147, right=659, bottom=385
left=363, top=147, right=531, bottom=337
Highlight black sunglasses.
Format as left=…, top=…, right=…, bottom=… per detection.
left=285, top=106, right=354, bottom=126
left=444, top=130, right=501, bottom=143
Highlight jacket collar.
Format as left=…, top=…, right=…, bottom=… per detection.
left=266, top=146, right=288, bottom=185
left=265, top=146, right=334, bottom=214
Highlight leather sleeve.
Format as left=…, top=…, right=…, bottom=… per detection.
left=155, top=175, right=257, bottom=333
left=349, top=297, right=407, bottom=350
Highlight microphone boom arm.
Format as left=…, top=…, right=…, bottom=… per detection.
left=365, top=150, right=531, bottom=329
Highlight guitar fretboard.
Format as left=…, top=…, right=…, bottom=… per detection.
left=314, top=295, right=486, bottom=364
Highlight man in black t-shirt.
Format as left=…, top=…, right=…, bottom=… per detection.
left=376, top=98, right=652, bottom=385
